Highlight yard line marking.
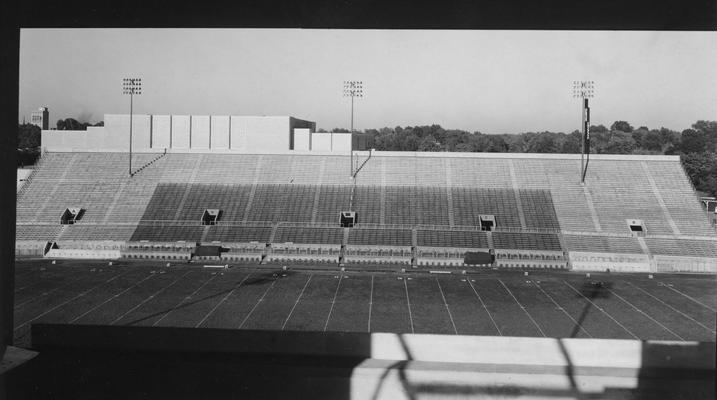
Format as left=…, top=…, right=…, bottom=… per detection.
left=282, top=274, right=313, bottom=330
left=435, top=277, right=458, bottom=335
left=16, top=269, right=75, bottom=291
left=193, top=272, right=253, bottom=328
left=658, top=281, right=717, bottom=313
left=14, top=270, right=129, bottom=331
left=15, top=273, right=96, bottom=308
left=606, top=288, right=685, bottom=341
left=323, top=275, right=343, bottom=332
left=111, top=270, right=192, bottom=325
left=625, top=281, right=716, bottom=335
left=563, top=280, right=639, bottom=340
left=238, top=279, right=277, bottom=330
left=154, top=272, right=218, bottom=327
left=466, top=279, right=501, bottom=336
left=368, top=275, right=374, bottom=332
left=532, top=280, right=592, bottom=338
left=404, top=278, right=415, bottom=334
left=498, top=279, right=546, bottom=337
left=69, top=272, right=156, bottom=324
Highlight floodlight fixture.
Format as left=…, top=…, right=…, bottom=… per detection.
left=123, top=77, right=142, bottom=177
left=572, top=80, right=595, bottom=98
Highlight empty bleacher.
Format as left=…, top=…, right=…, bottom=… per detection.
left=130, top=224, right=204, bottom=242
left=204, top=225, right=272, bottom=243
left=348, top=228, right=412, bottom=247
left=451, top=188, right=522, bottom=229
left=492, top=232, right=562, bottom=251
left=15, top=224, right=63, bottom=242
left=417, top=230, right=489, bottom=248
left=272, top=226, right=343, bottom=245
left=644, top=238, right=717, bottom=258
left=562, top=234, right=643, bottom=254
left=16, top=151, right=717, bottom=270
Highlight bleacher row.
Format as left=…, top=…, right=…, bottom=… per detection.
left=15, top=152, right=717, bottom=267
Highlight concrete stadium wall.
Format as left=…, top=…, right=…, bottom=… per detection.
left=229, top=116, right=245, bottom=150
left=104, top=114, right=151, bottom=151
left=289, top=117, right=315, bottom=150
left=152, top=115, right=171, bottom=149
left=190, top=115, right=210, bottom=149
left=569, top=251, right=651, bottom=272
left=211, top=116, right=230, bottom=149
left=239, top=116, right=291, bottom=152
left=654, top=255, right=717, bottom=273
left=332, top=133, right=352, bottom=152
left=294, top=129, right=311, bottom=151
left=312, top=133, right=332, bottom=152
left=171, top=115, right=191, bottom=149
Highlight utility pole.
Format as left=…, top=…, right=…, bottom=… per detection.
left=123, top=78, right=142, bottom=177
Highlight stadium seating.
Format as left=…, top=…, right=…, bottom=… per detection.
left=562, top=234, right=643, bottom=254
left=644, top=238, right=717, bottom=258
left=16, top=151, right=717, bottom=270
left=492, top=232, right=562, bottom=251
left=417, top=229, right=489, bottom=248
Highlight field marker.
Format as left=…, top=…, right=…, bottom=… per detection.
left=466, top=279, right=501, bottom=336
left=606, top=287, right=685, bottom=341
left=435, top=277, right=458, bottom=335
left=238, top=279, right=277, bottom=330
left=625, top=281, right=716, bottom=335
left=15, top=270, right=130, bottom=331
left=68, top=272, right=157, bottom=323
left=532, top=280, right=592, bottom=338
left=282, top=275, right=313, bottom=330
left=498, top=279, right=546, bottom=337
left=563, top=280, right=639, bottom=340
left=15, top=273, right=96, bottom=308
left=404, top=278, right=415, bottom=334
left=151, top=272, right=218, bottom=327
left=368, top=275, right=374, bottom=332
left=324, top=275, right=343, bottom=331
left=110, top=270, right=192, bottom=325
left=657, top=281, right=717, bottom=313
left=193, top=272, right=253, bottom=328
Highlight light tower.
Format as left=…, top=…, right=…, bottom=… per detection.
left=573, top=80, right=594, bottom=184
left=123, top=78, right=142, bottom=177
left=343, top=80, right=363, bottom=177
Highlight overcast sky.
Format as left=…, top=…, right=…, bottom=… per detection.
left=19, top=29, right=717, bottom=134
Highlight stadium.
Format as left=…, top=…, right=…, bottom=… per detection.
left=10, top=110, right=717, bottom=399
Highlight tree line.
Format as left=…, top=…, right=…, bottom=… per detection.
left=17, top=118, right=717, bottom=197
left=323, top=120, right=717, bottom=197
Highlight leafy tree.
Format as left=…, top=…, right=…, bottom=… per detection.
left=561, top=130, right=582, bottom=153
left=692, top=120, right=717, bottom=151
left=525, top=132, right=560, bottom=153
left=680, top=129, right=707, bottom=154
left=56, top=119, right=66, bottom=130
left=681, top=152, right=717, bottom=196
left=18, top=124, right=41, bottom=149
left=589, top=124, right=609, bottom=134
left=418, top=136, right=442, bottom=151
left=330, top=128, right=350, bottom=133
left=605, top=131, right=637, bottom=154
left=641, top=130, right=663, bottom=151
left=610, top=121, right=634, bottom=133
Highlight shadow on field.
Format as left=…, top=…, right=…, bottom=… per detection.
left=121, top=269, right=289, bottom=326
